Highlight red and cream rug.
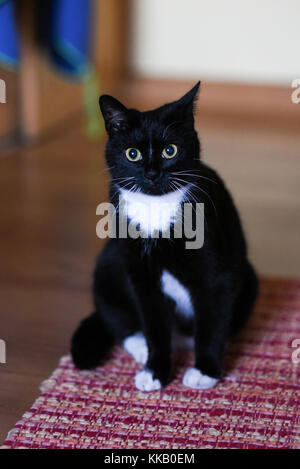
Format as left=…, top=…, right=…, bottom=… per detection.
left=2, top=278, right=300, bottom=449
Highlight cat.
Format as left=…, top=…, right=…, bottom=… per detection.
left=71, top=82, right=258, bottom=391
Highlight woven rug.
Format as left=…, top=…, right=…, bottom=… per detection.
left=2, top=278, right=300, bottom=449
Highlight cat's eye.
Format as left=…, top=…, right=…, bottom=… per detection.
left=125, top=148, right=142, bottom=162
left=162, top=144, right=178, bottom=159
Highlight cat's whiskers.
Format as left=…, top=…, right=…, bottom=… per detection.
left=172, top=181, right=203, bottom=225
left=171, top=178, right=193, bottom=201
left=171, top=171, right=218, bottom=185
left=171, top=171, right=216, bottom=215
left=165, top=181, right=184, bottom=239
left=171, top=180, right=198, bottom=215
left=171, top=179, right=190, bottom=205
left=110, top=180, right=134, bottom=212
left=171, top=179, right=205, bottom=221
left=99, top=166, right=115, bottom=174
left=172, top=176, right=217, bottom=216
left=114, top=182, right=140, bottom=213
left=111, top=176, right=135, bottom=183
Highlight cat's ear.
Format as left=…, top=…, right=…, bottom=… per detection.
left=173, top=81, right=201, bottom=118
left=99, top=95, right=129, bottom=135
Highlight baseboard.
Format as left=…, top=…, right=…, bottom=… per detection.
left=119, top=77, right=300, bottom=129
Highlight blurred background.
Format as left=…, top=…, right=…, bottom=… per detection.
left=0, top=0, right=299, bottom=441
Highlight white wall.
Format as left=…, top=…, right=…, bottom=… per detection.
left=131, top=0, right=300, bottom=85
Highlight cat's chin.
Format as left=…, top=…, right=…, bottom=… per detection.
left=144, top=189, right=167, bottom=196
left=140, top=185, right=178, bottom=196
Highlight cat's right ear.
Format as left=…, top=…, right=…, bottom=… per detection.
left=99, top=95, right=129, bottom=136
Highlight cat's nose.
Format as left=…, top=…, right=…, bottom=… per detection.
left=144, top=169, right=160, bottom=182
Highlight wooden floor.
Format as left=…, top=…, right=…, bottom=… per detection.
left=0, top=96, right=300, bottom=443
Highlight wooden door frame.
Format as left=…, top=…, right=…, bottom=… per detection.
left=17, top=0, right=131, bottom=141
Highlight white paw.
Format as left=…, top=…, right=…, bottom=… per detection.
left=182, top=367, right=218, bottom=389
left=123, top=332, right=148, bottom=365
left=134, top=369, right=162, bottom=392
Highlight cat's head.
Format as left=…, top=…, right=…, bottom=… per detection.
left=99, top=82, right=201, bottom=196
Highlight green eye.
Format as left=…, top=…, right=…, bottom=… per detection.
left=125, top=147, right=142, bottom=162
left=162, top=144, right=177, bottom=159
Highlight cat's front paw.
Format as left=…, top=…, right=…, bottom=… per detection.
left=182, top=367, right=218, bottom=389
left=123, top=332, right=148, bottom=365
left=134, top=369, right=162, bottom=391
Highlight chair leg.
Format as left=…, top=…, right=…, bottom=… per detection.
left=17, top=0, right=40, bottom=142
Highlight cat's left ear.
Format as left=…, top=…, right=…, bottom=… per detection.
left=174, top=81, right=201, bottom=118
left=99, top=94, right=129, bottom=136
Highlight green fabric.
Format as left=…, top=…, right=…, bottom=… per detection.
left=82, top=66, right=105, bottom=140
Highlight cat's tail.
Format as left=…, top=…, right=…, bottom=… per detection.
left=71, top=311, right=114, bottom=370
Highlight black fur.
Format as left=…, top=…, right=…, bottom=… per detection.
left=71, top=82, right=258, bottom=386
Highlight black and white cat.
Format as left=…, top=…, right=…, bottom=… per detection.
left=71, top=82, right=258, bottom=391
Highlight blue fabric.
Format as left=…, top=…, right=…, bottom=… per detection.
left=0, top=0, right=92, bottom=78
left=46, top=0, right=92, bottom=78
left=0, top=0, right=19, bottom=67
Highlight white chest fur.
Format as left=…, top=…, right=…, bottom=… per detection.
left=161, top=270, right=194, bottom=318
left=120, top=188, right=184, bottom=236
